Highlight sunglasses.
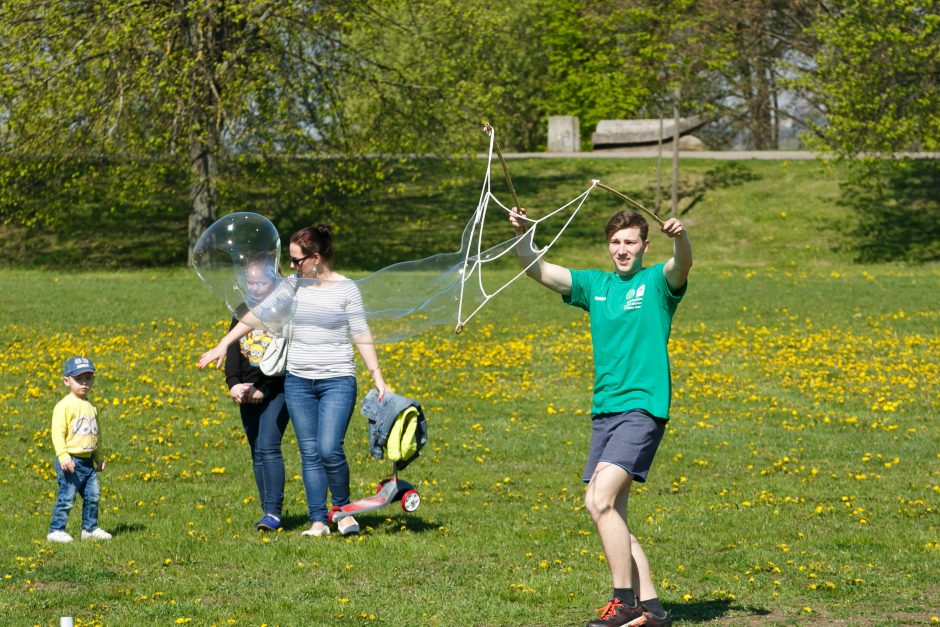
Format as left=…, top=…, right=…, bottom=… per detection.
left=289, top=254, right=311, bottom=266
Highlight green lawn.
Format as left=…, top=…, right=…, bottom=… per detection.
left=1, top=156, right=938, bottom=626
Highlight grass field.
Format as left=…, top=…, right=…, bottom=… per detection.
left=1, top=156, right=938, bottom=626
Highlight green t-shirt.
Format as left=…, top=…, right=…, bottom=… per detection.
left=564, top=263, right=686, bottom=418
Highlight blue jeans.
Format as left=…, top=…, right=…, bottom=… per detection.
left=240, top=388, right=290, bottom=518
left=284, top=374, right=357, bottom=524
left=49, top=456, right=100, bottom=533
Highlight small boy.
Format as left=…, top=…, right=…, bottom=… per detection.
left=47, top=356, right=112, bottom=543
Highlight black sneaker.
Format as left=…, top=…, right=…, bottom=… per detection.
left=586, top=597, right=644, bottom=627
left=639, top=610, right=673, bottom=627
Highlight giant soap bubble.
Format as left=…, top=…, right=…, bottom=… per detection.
left=190, top=212, right=519, bottom=344
left=192, top=212, right=296, bottom=333
left=190, top=187, right=597, bottom=343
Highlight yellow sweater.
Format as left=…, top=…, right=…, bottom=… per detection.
left=51, top=393, right=102, bottom=464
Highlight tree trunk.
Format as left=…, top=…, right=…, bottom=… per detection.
left=655, top=114, right=664, bottom=214
left=187, top=136, right=218, bottom=265
left=771, top=70, right=780, bottom=150
left=180, top=0, right=220, bottom=264
left=671, top=90, right=680, bottom=218
left=750, top=52, right=773, bottom=150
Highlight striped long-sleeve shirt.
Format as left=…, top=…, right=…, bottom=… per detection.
left=285, top=277, right=369, bottom=380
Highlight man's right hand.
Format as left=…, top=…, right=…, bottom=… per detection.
left=509, top=207, right=528, bottom=235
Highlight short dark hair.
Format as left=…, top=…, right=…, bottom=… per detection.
left=605, top=210, right=649, bottom=241
left=290, top=225, right=334, bottom=264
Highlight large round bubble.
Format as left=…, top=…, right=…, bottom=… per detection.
left=190, top=211, right=504, bottom=343
left=191, top=212, right=295, bottom=333
left=191, top=199, right=577, bottom=343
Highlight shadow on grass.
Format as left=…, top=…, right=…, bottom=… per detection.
left=1, top=154, right=766, bottom=270
left=359, top=513, right=439, bottom=534
left=280, top=513, right=436, bottom=534
left=109, top=522, right=147, bottom=536
left=838, top=158, right=940, bottom=262
left=676, top=161, right=762, bottom=217
left=37, top=563, right=121, bottom=583
left=669, top=599, right=769, bottom=623
left=281, top=514, right=314, bottom=532
left=0, top=156, right=190, bottom=268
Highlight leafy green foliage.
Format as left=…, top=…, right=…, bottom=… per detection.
left=533, top=0, right=655, bottom=140
left=334, top=0, right=554, bottom=152
left=802, top=0, right=940, bottom=155
left=789, top=1, right=940, bottom=261
left=1, top=0, right=936, bottom=262
left=0, top=2, right=433, bottom=249
left=0, top=2, right=399, bottom=155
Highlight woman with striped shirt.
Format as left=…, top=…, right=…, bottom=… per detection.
left=199, top=225, right=388, bottom=537
left=283, top=225, right=388, bottom=537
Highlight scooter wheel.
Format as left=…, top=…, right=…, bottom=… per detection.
left=401, top=489, right=420, bottom=512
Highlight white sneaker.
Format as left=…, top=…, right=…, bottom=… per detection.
left=47, top=530, right=73, bottom=543
left=338, top=516, right=360, bottom=536
left=301, top=522, right=330, bottom=537
left=81, top=528, right=112, bottom=540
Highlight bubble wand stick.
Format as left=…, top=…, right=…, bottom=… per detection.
left=453, top=123, right=524, bottom=335
left=592, top=180, right=665, bottom=227
left=482, top=122, right=521, bottom=212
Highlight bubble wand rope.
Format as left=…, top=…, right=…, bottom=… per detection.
left=483, top=122, right=521, bottom=212
left=593, top=180, right=665, bottom=227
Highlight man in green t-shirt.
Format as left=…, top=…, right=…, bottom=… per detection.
left=510, top=207, right=692, bottom=627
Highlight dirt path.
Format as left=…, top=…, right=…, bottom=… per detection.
left=495, top=150, right=939, bottom=160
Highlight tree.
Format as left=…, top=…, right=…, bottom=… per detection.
left=716, top=0, right=819, bottom=149
left=0, top=2, right=359, bottom=260
left=335, top=0, right=553, bottom=153
left=798, top=0, right=940, bottom=156
left=794, top=0, right=940, bottom=262
left=607, top=0, right=736, bottom=214
left=533, top=0, right=659, bottom=143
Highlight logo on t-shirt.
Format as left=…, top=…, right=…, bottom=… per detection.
left=624, top=284, right=646, bottom=310
left=241, top=329, right=274, bottom=366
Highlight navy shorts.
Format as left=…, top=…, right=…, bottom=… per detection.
left=583, top=409, right=667, bottom=483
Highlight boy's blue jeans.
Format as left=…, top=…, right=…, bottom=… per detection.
left=49, top=456, right=100, bottom=533
left=284, top=374, right=357, bottom=524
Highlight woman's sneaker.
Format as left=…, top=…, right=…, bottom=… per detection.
left=301, top=522, right=330, bottom=537
left=255, top=515, right=281, bottom=531
left=46, top=530, right=73, bottom=543
left=81, top=528, right=112, bottom=540
left=337, top=515, right=360, bottom=536
left=586, top=597, right=644, bottom=626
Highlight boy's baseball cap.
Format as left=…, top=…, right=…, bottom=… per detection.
left=64, top=356, right=96, bottom=377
